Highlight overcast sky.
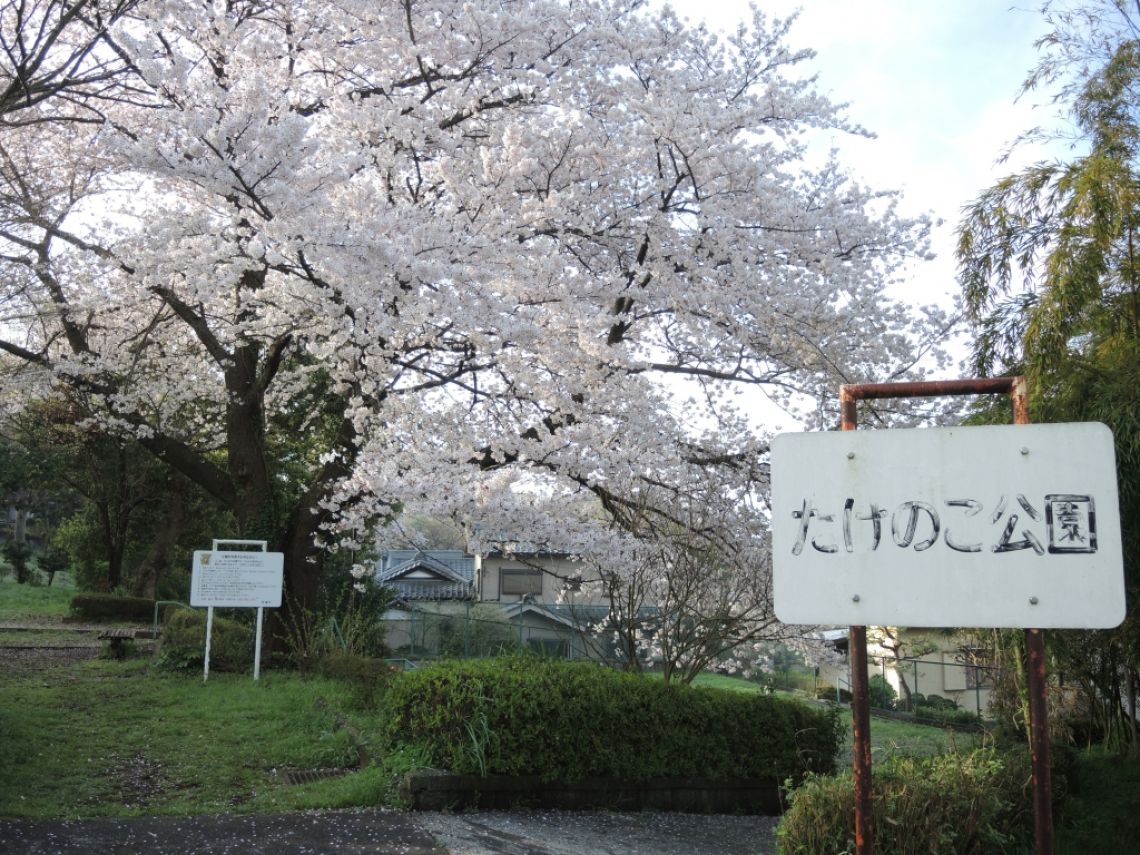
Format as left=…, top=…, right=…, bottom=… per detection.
left=667, top=0, right=1060, bottom=327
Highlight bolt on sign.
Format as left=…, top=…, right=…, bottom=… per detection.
left=771, top=422, right=1125, bottom=628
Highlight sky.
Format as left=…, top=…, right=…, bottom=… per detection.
left=667, top=0, right=1062, bottom=339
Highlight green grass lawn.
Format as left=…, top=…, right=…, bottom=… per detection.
left=851, top=714, right=982, bottom=765
left=0, top=628, right=96, bottom=645
left=0, top=574, right=75, bottom=621
left=688, top=672, right=769, bottom=693
left=0, top=582, right=407, bottom=818
left=0, top=658, right=399, bottom=819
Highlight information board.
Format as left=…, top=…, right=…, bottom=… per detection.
left=190, top=550, right=283, bottom=608
left=771, top=422, right=1125, bottom=628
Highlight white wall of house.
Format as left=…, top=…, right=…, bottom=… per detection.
left=868, top=629, right=994, bottom=716
left=476, top=554, right=610, bottom=606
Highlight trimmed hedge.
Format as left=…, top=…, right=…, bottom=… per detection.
left=156, top=609, right=253, bottom=673
left=914, top=703, right=983, bottom=729
left=777, top=749, right=1039, bottom=854
left=70, top=593, right=156, bottom=622
left=380, top=658, right=842, bottom=783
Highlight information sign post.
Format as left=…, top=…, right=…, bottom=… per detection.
left=190, top=540, right=284, bottom=682
left=772, top=377, right=1126, bottom=855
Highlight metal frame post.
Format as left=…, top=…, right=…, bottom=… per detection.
left=837, top=375, right=1052, bottom=855
left=207, top=539, right=270, bottom=682
left=840, top=388, right=875, bottom=854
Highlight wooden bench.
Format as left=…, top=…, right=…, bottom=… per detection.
left=97, top=628, right=137, bottom=658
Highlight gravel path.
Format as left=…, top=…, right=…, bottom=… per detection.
left=418, top=809, right=777, bottom=855
left=0, top=809, right=778, bottom=855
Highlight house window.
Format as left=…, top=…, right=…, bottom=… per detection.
left=960, top=646, right=994, bottom=690
left=500, top=568, right=543, bottom=596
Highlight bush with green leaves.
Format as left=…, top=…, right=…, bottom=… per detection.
left=316, top=652, right=396, bottom=710
left=914, top=703, right=982, bottom=729
left=777, top=748, right=1038, bottom=854
left=69, top=593, right=157, bottom=622
left=3, top=540, right=34, bottom=583
left=922, top=693, right=957, bottom=711
left=380, top=657, right=842, bottom=783
left=156, top=608, right=253, bottom=673
left=867, top=674, right=897, bottom=710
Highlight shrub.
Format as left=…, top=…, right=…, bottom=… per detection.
left=868, top=674, right=897, bottom=710
left=70, top=593, right=157, bottom=622
left=777, top=748, right=1039, bottom=854
left=281, top=580, right=392, bottom=669
left=98, top=637, right=136, bottom=660
left=317, top=653, right=395, bottom=710
left=380, top=657, right=843, bottom=783
left=923, top=693, right=958, bottom=711
left=3, top=541, right=34, bottom=583
left=156, top=608, right=253, bottom=673
left=816, top=685, right=852, bottom=704
left=914, top=703, right=983, bottom=729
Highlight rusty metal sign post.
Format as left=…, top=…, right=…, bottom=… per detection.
left=838, top=376, right=1052, bottom=855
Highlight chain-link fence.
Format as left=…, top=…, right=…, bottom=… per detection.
left=383, top=604, right=587, bottom=661
left=828, top=653, right=999, bottom=720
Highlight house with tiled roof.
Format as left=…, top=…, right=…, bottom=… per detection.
left=375, top=546, right=642, bottom=660
left=375, top=549, right=476, bottom=602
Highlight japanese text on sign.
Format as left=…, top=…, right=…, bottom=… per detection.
left=191, top=550, right=283, bottom=608
left=790, top=493, right=1097, bottom=556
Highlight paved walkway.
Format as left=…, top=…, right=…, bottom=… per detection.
left=0, top=809, right=778, bottom=854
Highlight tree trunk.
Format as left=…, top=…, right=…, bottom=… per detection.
left=1128, top=668, right=1138, bottom=757
left=264, top=414, right=361, bottom=651
left=96, top=501, right=127, bottom=591
left=131, top=490, right=184, bottom=599
left=225, top=354, right=277, bottom=539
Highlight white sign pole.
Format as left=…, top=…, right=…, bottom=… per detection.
left=254, top=606, right=264, bottom=681
left=203, top=605, right=214, bottom=683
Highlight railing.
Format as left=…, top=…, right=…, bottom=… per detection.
left=836, top=674, right=852, bottom=704
left=152, top=600, right=188, bottom=638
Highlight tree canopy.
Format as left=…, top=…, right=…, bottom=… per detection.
left=0, top=0, right=944, bottom=619
left=957, top=0, right=1140, bottom=747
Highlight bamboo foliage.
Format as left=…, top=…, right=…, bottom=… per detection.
left=957, top=0, right=1140, bottom=751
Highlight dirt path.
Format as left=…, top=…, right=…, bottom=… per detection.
left=0, top=621, right=154, bottom=677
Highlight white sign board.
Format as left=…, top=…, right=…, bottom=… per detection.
left=771, top=423, right=1125, bottom=628
left=191, top=550, right=284, bottom=608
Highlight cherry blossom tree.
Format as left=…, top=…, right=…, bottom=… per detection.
left=0, top=0, right=148, bottom=125
left=0, top=0, right=945, bottom=626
